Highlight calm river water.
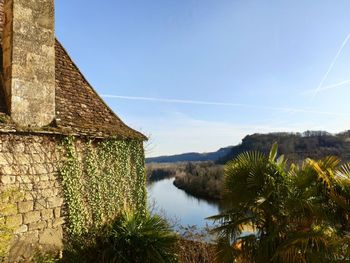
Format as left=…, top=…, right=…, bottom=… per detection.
left=147, top=178, right=220, bottom=229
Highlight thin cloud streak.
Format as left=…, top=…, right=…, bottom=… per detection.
left=303, top=79, right=350, bottom=95
left=101, top=94, right=349, bottom=117
left=313, top=33, right=350, bottom=97
left=315, top=79, right=350, bottom=92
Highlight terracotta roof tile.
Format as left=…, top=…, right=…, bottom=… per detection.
left=0, top=0, right=146, bottom=140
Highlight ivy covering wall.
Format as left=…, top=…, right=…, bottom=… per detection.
left=60, top=137, right=147, bottom=236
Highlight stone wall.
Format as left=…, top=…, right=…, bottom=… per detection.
left=0, top=133, right=146, bottom=262
left=2, top=0, right=55, bottom=127
left=0, top=133, right=63, bottom=261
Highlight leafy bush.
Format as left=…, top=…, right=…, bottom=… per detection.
left=64, top=211, right=179, bottom=263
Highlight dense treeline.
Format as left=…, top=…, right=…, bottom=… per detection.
left=147, top=130, right=350, bottom=165
left=173, top=162, right=224, bottom=200
left=218, top=130, right=350, bottom=164
left=146, top=147, right=233, bottom=164
left=146, top=163, right=186, bottom=182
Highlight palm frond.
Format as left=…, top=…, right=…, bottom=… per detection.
left=269, top=142, right=278, bottom=162
left=307, top=158, right=333, bottom=190
left=273, top=229, right=332, bottom=263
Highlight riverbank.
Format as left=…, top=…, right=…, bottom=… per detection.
left=173, top=178, right=221, bottom=201
left=147, top=177, right=220, bottom=229
left=173, top=162, right=224, bottom=200
left=147, top=161, right=225, bottom=201
left=146, top=162, right=185, bottom=182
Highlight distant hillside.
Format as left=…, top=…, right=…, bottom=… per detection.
left=217, top=130, right=350, bottom=164
left=146, top=146, right=233, bottom=163
left=147, top=130, right=350, bottom=164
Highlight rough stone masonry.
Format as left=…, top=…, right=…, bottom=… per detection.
left=2, top=0, right=55, bottom=127
left=0, top=134, right=64, bottom=261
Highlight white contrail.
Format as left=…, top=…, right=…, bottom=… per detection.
left=317, top=79, right=350, bottom=92
left=303, top=79, right=350, bottom=95
left=101, top=94, right=349, bottom=117
left=313, top=33, right=350, bottom=97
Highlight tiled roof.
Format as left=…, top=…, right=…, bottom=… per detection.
left=0, top=0, right=146, bottom=140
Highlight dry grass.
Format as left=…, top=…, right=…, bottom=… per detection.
left=178, top=239, right=216, bottom=263
left=177, top=226, right=217, bottom=263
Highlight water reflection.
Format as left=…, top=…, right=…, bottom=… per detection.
left=147, top=178, right=220, bottom=229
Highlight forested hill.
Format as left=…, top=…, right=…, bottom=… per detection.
left=217, top=131, right=350, bottom=164
left=146, top=146, right=233, bottom=163
left=147, top=130, right=350, bottom=164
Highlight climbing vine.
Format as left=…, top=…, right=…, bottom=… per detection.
left=60, top=137, right=146, bottom=236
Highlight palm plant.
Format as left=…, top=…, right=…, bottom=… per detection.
left=275, top=156, right=350, bottom=263
left=102, top=211, right=179, bottom=263
left=64, top=211, right=179, bottom=263
left=210, top=144, right=350, bottom=263
left=209, top=144, right=289, bottom=262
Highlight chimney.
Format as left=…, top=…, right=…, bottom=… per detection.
left=2, top=0, right=55, bottom=127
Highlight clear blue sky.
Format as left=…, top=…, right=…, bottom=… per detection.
left=56, top=0, right=350, bottom=157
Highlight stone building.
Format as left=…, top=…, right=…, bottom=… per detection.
left=0, top=0, right=146, bottom=261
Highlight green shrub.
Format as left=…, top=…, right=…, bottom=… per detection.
left=63, top=211, right=179, bottom=263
